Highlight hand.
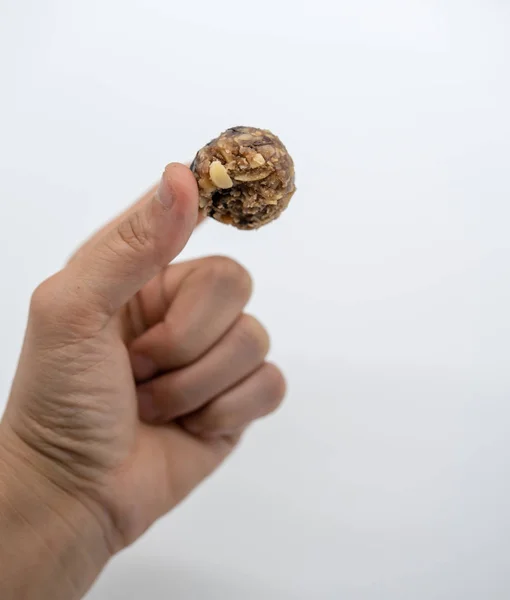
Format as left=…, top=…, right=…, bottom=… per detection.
left=0, top=163, right=285, bottom=599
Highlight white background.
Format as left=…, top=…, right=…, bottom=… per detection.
left=1, top=0, right=510, bottom=598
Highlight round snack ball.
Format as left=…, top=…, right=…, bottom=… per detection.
left=190, top=126, right=296, bottom=230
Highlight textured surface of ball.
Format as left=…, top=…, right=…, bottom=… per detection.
left=191, top=126, right=296, bottom=230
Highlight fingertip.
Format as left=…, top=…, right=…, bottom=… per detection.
left=263, top=362, right=288, bottom=406
left=155, top=163, right=199, bottom=252
left=160, top=163, right=199, bottom=210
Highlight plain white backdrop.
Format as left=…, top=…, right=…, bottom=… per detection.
left=1, top=0, right=510, bottom=598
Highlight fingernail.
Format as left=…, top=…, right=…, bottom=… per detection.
left=131, top=353, right=157, bottom=381
left=138, top=388, right=161, bottom=422
left=156, top=166, right=175, bottom=209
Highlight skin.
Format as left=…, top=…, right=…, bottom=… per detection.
left=0, top=163, right=286, bottom=599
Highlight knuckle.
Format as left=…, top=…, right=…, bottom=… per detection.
left=260, top=364, right=287, bottom=414
left=236, top=315, right=271, bottom=359
left=202, top=256, right=252, bottom=300
left=30, top=273, right=74, bottom=325
left=30, top=277, right=58, bottom=320
left=116, top=211, right=153, bottom=256
left=30, top=272, right=104, bottom=334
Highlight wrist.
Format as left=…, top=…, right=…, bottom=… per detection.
left=0, top=427, right=112, bottom=600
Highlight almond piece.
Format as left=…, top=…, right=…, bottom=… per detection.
left=209, top=161, right=233, bottom=189
left=248, top=153, right=266, bottom=168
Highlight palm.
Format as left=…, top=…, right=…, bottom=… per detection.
left=74, top=274, right=237, bottom=547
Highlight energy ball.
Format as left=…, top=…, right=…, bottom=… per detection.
left=190, top=126, right=296, bottom=230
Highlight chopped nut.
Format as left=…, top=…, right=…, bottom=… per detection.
left=209, top=161, right=233, bottom=189
left=219, top=148, right=233, bottom=163
left=249, top=153, right=266, bottom=168
left=257, top=145, right=276, bottom=159
left=198, top=176, right=216, bottom=193
left=233, top=169, right=272, bottom=182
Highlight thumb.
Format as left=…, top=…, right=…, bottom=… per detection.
left=65, top=163, right=198, bottom=318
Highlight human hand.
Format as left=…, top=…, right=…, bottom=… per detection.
left=0, top=163, right=285, bottom=599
